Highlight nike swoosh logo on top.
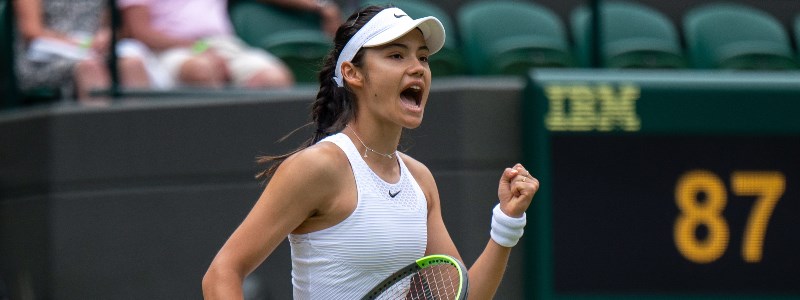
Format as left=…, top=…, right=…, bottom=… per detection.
left=389, top=190, right=401, bottom=198
left=394, top=13, right=407, bottom=18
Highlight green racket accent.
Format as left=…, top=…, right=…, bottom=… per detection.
left=415, top=255, right=468, bottom=298
left=361, top=254, right=469, bottom=300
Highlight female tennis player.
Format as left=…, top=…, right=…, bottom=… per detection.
left=202, top=5, right=538, bottom=299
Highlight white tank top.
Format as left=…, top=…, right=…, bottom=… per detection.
left=289, top=133, right=428, bottom=299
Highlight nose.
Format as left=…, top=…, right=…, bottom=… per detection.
left=408, top=58, right=426, bottom=77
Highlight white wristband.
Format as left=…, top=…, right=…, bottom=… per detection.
left=490, top=204, right=526, bottom=248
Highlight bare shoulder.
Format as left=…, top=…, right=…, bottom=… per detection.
left=248, top=140, right=352, bottom=236
left=278, top=140, right=350, bottom=184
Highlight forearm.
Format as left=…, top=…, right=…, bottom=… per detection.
left=127, top=27, right=192, bottom=51
left=256, top=0, right=340, bottom=36
left=14, top=0, right=48, bottom=42
left=468, top=168, right=532, bottom=299
left=17, top=21, right=79, bottom=46
left=467, top=240, right=513, bottom=300
left=257, top=0, right=320, bottom=12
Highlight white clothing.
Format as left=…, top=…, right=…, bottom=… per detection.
left=289, top=133, right=428, bottom=299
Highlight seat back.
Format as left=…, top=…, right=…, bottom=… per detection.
left=683, top=3, right=797, bottom=70
left=571, top=1, right=686, bottom=68
left=362, top=0, right=467, bottom=76
left=795, top=14, right=800, bottom=61
left=458, top=1, right=573, bottom=75
left=229, top=0, right=331, bottom=82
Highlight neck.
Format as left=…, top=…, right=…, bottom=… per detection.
left=345, top=123, right=400, bottom=160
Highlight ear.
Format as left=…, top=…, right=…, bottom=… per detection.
left=341, top=61, right=364, bottom=88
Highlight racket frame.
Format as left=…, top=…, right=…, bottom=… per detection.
left=361, top=254, right=469, bottom=300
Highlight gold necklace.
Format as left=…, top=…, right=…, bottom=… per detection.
left=347, top=125, right=395, bottom=159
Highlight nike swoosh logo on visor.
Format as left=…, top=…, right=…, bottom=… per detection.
left=394, top=13, right=407, bottom=18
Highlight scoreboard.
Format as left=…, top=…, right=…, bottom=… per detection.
left=522, top=69, right=800, bottom=299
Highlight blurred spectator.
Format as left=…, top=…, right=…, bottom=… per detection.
left=118, top=0, right=341, bottom=89
left=13, top=0, right=152, bottom=102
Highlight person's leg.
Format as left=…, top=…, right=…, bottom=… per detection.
left=118, top=56, right=151, bottom=89
left=73, top=58, right=110, bottom=100
left=207, top=36, right=294, bottom=88
left=158, top=47, right=226, bottom=88
left=116, top=39, right=173, bottom=89
left=177, top=53, right=228, bottom=88
left=241, top=63, right=294, bottom=88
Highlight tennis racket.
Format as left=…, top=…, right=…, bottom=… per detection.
left=361, top=254, right=469, bottom=300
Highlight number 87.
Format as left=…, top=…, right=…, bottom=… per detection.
left=673, top=170, right=786, bottom=264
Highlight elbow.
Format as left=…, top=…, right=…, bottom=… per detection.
left=202, top=263, right=244, bottom=299
left=17, top=27, right=41, bottom=45
left=202, top=265, right=224, bottom=298
left=201, top=267, right=215, bottom=297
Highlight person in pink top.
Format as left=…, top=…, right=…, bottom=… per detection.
left=118, top=0, right=341, bottom=88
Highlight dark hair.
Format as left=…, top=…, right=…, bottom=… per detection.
left=255, top=5, right=391, bottom=182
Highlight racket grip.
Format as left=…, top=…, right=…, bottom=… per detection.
left=490, top=204, right=526, bottom=247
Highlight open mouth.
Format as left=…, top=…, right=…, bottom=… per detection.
left=400, top=85, right=423, bottom=107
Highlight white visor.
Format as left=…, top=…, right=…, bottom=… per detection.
left=333, top=7, right=446, bottom=87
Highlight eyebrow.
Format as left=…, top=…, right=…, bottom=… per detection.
left=379, top=42, right=430, bottom=52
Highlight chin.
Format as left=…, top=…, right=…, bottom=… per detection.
left=402, top=116, right=424, bottom=129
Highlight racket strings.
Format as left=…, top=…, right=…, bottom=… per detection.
left=376, top=264, right=460, bottom=300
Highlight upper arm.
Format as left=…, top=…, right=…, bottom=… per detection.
left=208, top=143, right=347, bottom=276
left=119, top=4, right=151, bottom=39
left=14, top=0, right=44, bottom=42
left=402, top=154, right=463, bottom=262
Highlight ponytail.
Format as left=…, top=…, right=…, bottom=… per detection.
left=255, top=5, right=390, bottom=182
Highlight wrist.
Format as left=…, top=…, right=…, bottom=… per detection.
left=490, top=204, right=526, bottom=248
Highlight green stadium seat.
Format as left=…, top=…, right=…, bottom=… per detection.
left=795, top=15, right=800, bottom=61
left=362, top=0, right=466, bottom=76
left=570, top=1, right=686, bottom=69
left=458, top=1, right=574, bottom=76
left=229, top=0, right=332, bottom=83
left=683, top=3, right=797, bottom=70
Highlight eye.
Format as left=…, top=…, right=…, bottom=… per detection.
left=418, top=55, right=429, bottom=63
left=389, top=53, right=403, bottom=60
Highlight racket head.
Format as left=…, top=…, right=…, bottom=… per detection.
left=361, top=254, right=469, bottom=300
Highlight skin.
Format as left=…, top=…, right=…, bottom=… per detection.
left=202, top=29, right=539, bottom=299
